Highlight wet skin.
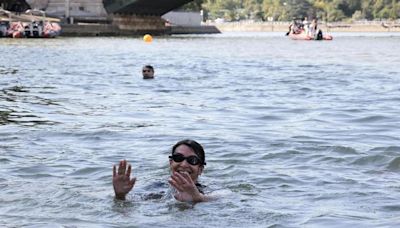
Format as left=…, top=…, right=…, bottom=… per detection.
left=113, top=144, right=206, bottom=202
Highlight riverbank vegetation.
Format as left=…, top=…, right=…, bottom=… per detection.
left=182, top=0, right=400, bottom=22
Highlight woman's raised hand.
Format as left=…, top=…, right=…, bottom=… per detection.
left=169, top=171, right=205, bottom=203
left=113, top=160, right=136, bottom=200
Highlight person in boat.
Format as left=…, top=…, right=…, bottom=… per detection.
left=302, top=16, right=310, bottom=35
left=287, top=18, right=301, bottom=35
left=142, top=65, right=155, bottom=79
left=286, top=23, right=292, bottom=36
left=309, top=18, right=318, bottom=37
left=113, top=139, right=211, bottom=203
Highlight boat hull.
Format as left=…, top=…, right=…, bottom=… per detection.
left=288, top=30, right=332, bottom=41
left=6, top=21, right=61, bottom=38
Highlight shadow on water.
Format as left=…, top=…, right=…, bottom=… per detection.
left=0, top=68, right=19, bottom=75
left=0, top=86, right=58, bottom=126
left=0, top=109, right=57, bottom=126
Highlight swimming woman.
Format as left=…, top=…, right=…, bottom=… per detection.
left=113, top=139, right=211, bottom=203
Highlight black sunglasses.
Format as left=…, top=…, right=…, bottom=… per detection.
left=169, top=153, right=205, bottom=166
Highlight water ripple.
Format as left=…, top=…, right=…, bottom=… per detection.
left=1, top=35, right=400, bottom=227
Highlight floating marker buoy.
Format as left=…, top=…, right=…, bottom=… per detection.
left=143, top=34, right=153, bottom=43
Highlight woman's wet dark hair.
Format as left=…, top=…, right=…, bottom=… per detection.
left=172, top=139, right=206, bottom=165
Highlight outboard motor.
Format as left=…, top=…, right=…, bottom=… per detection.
left=32, top=22, right=39, bottom=37
left=0, top=26, right=4, bottom=37
left=316, top=29, right=323, bottom=40
left=0, top=21, right=9, bottom=37
left=24, top=24, right=30, bottom=37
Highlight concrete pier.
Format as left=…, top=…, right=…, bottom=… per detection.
left=60, top=23, right=220, bottom=36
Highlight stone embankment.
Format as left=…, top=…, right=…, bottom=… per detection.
left=61, top=24, right=220, bottom=36
left=209, top=21, right=400, bottom=33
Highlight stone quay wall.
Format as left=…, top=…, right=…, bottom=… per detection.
left=209, top=21, right=400, bottom=33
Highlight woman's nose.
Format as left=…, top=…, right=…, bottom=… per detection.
left=180, top=159, right=190, bottom=167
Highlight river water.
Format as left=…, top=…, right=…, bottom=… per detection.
left=1, top=32, right=400, bottom=227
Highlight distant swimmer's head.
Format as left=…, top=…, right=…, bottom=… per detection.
left=142, top=65, right=154, bottom=79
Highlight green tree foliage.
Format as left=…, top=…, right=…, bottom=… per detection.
left=200, top=0, right=241, bottom=20
left=243, top=0, right=265, bottom=20
left=186, top=0, right=400, bottom=21
left=181, top=0, right=204, bottom=11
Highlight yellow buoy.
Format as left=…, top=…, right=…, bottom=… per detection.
left=143, top=34, right=153, bottom=43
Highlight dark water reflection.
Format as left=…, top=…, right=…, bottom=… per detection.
left=0, top=33, right=400, bottom=227
left=1, top=86, right=58, bottom=126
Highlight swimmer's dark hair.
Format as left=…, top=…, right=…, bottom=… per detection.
left=172, top=139, right=206, bottom=165
left=143, top=65, right=154, bottom=71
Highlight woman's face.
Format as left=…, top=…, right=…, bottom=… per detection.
left=169, top=144, right=204, bottom=183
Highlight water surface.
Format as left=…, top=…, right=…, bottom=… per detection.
left=1, top=32, right=400, bottom=227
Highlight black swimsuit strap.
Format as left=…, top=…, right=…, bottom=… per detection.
left=195, top=183, right=206, bottom=194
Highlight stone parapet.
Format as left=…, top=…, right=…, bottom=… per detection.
left=168, top=25, right=221, bottom=34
